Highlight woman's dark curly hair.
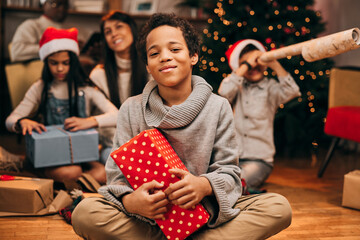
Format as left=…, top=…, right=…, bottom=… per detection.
left=136, top=13, right=200, bottom=65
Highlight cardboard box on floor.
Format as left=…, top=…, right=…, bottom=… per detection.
left=0, top=177, right=72, bottom=216
left=342, top=170, right=360, bottom=210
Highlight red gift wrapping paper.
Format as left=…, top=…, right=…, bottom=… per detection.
left=111, top=129, right=210, bottom=240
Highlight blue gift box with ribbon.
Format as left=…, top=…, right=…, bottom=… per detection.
left=25, top=125, right=99, bottom=168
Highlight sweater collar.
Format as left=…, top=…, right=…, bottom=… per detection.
left=142, top=75, right=213, bottom=129
left=115, top=55, right=131, bottom=71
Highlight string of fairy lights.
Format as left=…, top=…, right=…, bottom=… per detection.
left=200, top=0, right=332, bottom=123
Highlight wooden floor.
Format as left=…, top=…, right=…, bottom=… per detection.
left=0, top=133, right=360, bottom=239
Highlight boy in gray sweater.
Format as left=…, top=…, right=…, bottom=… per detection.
left=72, top=13, right=292, bottom=240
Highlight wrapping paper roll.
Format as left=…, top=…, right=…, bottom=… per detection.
left=259, top=28, right=360, bottom=62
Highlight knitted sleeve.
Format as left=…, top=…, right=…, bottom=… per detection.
left=84, top=87, right=118, bottom=127
left=10, top=19, right=41, bottom=62
left=200, top=97, right=242, bottom=228
left=268, top=73, right=301, bottom=108
left=218, top=72, right=244, bottom=103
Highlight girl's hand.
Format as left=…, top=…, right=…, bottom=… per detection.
left=122, top=180, right=169, bottom=219
left=18, top=119, right=47, bottom=135
left=164, top=169, right=213, bottom=209
left=63, top=116, right=98, bottom=132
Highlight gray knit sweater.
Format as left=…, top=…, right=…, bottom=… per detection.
left=99, top=75, right=242, bottom=228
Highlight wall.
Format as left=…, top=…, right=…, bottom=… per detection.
left=314, top=0, right=360, bottom=67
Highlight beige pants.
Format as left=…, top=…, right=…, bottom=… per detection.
left=72, top=193, right=292, bottom=240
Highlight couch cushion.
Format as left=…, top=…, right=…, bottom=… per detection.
left=325, top=106, right=360, bottom=142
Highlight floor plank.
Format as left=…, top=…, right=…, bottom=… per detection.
left=1, top=133, right=360, bottom=239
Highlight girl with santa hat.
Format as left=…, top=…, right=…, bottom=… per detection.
left=5, top=27, right=118, bottom=185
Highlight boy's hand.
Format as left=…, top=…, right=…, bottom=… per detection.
left=164, top=169, right=213, bottom=209
left=257, top=54, right=288, bottom=77
left=122, top=180, right=169, bottom=219
left=64, top=116, right=98, bottom=132
left=235, top=50, right=263, bottom=76
left=19, top=119, right=46, bottom=135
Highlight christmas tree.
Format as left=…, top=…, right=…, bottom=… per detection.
left=196, top=0, right=334, bottom=155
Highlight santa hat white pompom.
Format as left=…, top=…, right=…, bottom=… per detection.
left=39, top=27, right=79, bottom=61
left=225, top=39, right=266, bottom=71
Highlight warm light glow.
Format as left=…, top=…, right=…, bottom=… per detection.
left=221, top=37, right=226, bottom=42
left=203, top=29, right=208, bottom=34
left=319, top=71, right=324, bottom=76
left=202, top=46, right=207, bottom=52
left=214, top=36, right=219, bottom=40
left=208, top=49, right=213, bottom=54
left=237, top=22, right=242, bottom=27
left=209, top=62, right=214, bottom=66
left=305, top=17, right=310, bottom=22
left=250, top=10, right=255, bottom=15
left=253, top=27, right=258, bottom=32
left=298, top=98, right=302, bottom=102
left=294, top=6, right=299, bottom=11
left=223, top=20, right=230, bottom=25
left=208, top=19, right=213, bottom=24
left=300, top=75, right=305, bottom=80
left=220, top=57, right=226, bottom=62
left=310, top=108, right=315, bottom=112
left=294, top=69, right=299, bottom=74
left=279, top=104, right=284, bottom=109
left=277, top=24, right=282, bottom=29
left=202, top=60, right=207, bottom=64
left=270, top=43, right=275, bottom=48
left=295, top=31, right=300, bottom=36
left=274, top=10, right=279, bottom=15
left=268, top=26, right=273, bottom=31
left=264, top=71, right=268, bottom=76
left=287, top=56, right=292, bottom=59
left=300, top=61, right=305, bottom=66
left=308, top=102, right=313, bottom=107
left=222, top=73, right=227, bottom=78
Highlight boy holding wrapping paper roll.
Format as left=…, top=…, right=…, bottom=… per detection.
left=218, top=39, right=301, bottom=192
left=72, top=14, right=292, bottom=240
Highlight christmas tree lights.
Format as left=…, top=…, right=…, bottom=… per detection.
left=196, top=0, right=334, bottom=154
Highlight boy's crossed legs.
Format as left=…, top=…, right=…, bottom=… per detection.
left=72, top=193, right=291, bottom=240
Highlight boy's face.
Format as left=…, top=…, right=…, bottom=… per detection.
left=145, top=25, right=198, bottom=90
left=239, top=50, right=266, bottom=83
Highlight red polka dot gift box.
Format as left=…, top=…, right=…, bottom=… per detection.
left=110, top=129, right=210, bottom=240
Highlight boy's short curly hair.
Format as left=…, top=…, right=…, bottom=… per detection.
left=136, top=13, right=200, bottom=64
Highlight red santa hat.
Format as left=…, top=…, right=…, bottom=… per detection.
left=39, top=27, right=79, bottom=61
left=225, top=39, right=266, bottom=71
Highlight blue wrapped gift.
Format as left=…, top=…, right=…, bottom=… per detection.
left=26, top=125, right=99, bottom=168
